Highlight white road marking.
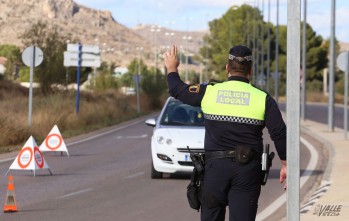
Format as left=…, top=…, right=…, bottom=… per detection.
left=0, top=157, right=15, bottom=163
left=57, top=188, right=94, bottom=199
left=125, top=171, right=145, bottom=179
left=256, top=136, right=319, bottom=221
left=0, top=120, right=148, bottom=164
left=116, top=134, right=148, bottom=139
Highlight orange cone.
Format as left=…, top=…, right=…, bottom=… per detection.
left=4, top=175, right=18, bottom=213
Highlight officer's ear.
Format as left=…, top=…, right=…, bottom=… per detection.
left=226, top=64, right=229, bottom=75
left=247, top=68, right=253, bottom=81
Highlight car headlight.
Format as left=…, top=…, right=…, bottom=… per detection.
left=157, top=136, right=165, bottom=144
left=166, top=139, right=172, bottom=145
left=157, top=136, right=172, bottom=145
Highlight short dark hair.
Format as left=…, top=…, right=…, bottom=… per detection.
left=227, top=45, right=252, bottom=76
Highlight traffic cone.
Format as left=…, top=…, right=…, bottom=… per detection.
left=4, top=175, right=18, bottom=213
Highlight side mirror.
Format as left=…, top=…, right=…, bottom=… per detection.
left=145, top=118, right=156, bottom=127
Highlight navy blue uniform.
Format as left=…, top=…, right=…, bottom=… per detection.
left=167, top=72, right=287, bottom=221
left=167, top=72, right=286, bottom=159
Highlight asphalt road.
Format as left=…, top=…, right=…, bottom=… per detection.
left=279, top=102, right=348, bottom=129
left=0, top=103, right=331, bottom=221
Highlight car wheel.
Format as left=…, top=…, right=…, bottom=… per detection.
left=151, top=160, right=163, bottom=179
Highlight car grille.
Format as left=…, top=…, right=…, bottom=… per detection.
left=178, top=161, right=194, bottom=166
left=177, top=148, right=204, bottom=154
left=177, top=148, right=204, bottom=167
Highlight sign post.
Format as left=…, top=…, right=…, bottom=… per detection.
left=64, top=43, right=100, bottom=114
left=133, top=74, right=142, bottom=114
left=21, top=45, right=44, bottom=127
left=336, top=51, right=349, bottom=139
left=76, top=43, right=82, bottom=114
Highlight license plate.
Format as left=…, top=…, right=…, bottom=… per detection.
left=183, top=154, right=191, bottom=162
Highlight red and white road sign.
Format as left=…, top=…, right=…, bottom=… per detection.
left=7, top=136, right=51, bottom=176
left=39, top=125, right=69, bottom=156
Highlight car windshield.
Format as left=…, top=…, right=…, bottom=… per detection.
left=160, top=99, right=205, bottom=126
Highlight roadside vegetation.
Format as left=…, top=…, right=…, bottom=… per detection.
left=0, top=79, right=167, bottom=153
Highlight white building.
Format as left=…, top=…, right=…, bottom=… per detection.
left=113, top=67, right=128, bottom=78
left=0, top=57, right=7, bottom=76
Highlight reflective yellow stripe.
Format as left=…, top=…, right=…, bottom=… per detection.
left=201, top=81, right=266, bottom=120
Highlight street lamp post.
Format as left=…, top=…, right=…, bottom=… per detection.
left=151, top=26, right=161, bottom=80
left=328, top=0, right=336, bottom=132
left=252, top=1, right=258, bottom=84
left=275, top=0, right=279, bottom=103
left=183, top=35, right=192, bottom=83
left=301, top=0, right=307, bottom=121
left=135, top=47, right=143, bottom=114
left=266, top=0, right=271, bottom=93
left=260, top=0, right=265, bottom=89
left=246, top=11, right=250, bottom=48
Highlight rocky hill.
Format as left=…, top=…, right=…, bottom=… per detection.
left=0, top=0, right=206, bottom=68
left=132, top=24, right=207, bottom=54
left=0, top=0, right=151, bottom=66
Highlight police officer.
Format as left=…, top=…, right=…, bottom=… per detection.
left=163, top=45, right=287, bottom=221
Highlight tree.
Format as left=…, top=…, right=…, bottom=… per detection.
left=121, top=58, right=148, bottom=87
left=200, top=4, right=264, bottom=80
left=122, top=58, right=167, bottom=108
left=90, top=61, right=120, bottom=91
left=141, top=68, right=167, bottom=109
left=273, top=23, right=329, bottom=94
left=20, top=21, right=69, bottom=94
left=200, top=4, right=329, bottom=95
left=0, top=44, right=21, bottom=80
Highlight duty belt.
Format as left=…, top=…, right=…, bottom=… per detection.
left=204, top=149, right=261, bottom=162
left=205, top=150, right=236, bottom=161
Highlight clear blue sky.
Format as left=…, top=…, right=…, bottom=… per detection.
left=75, top=0, right=349, bottom=43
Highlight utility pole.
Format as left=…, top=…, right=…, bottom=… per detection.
left=301, top=0, right=307, bottom=121
left=275, top=0, right=279, bottom=103
left=328, top=0, right=336, bottom=131
left=287, top=0, right=301, bottom=220
left=253, top=1, right=257, bottom=84
left=266, top=0, right=271, bottom=93
left=255, top=0, right=260, bottom=85
left=136, top=47, right=143, bottom=114
left=151, top=26, right=161, bottom=81
left=260, top=0, right=265, bottom=89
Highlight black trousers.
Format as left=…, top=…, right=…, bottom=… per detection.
left=200, top=158, right=262, bottom=221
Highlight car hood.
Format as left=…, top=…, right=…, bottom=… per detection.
left=154, top=128, right=205, bottom=148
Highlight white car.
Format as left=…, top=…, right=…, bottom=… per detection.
left=145, top=97, right=205, bottom=178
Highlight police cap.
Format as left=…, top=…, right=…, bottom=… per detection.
left=229, top=45, right=252, bottom=64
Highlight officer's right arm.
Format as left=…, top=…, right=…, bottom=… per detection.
left=164, top=45, right=206, bottom=106
left=280, top=160, right=287, bottom=190
left=167, top=72, right=206, bottom=107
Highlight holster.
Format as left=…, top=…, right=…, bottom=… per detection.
left=187, top=168, right=201, bottom=211
left=186, top=146, right=205, bottom=211
left=261, top=152, right=275, bottom=185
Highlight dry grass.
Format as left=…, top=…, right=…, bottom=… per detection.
left=0, top=80, right=154, bottom=153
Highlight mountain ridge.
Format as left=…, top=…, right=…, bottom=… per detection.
left=0, top=0, right=206, bottom=68
left=0, top=0, right=151, bottom=66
